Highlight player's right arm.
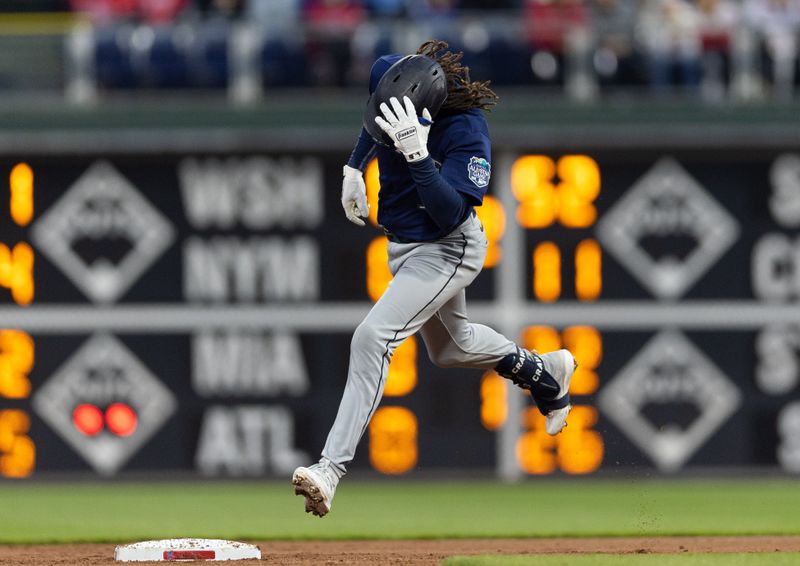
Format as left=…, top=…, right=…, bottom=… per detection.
left=342, top=53, right=407, bottom=226
left=341, top=53, right=395, bottom=227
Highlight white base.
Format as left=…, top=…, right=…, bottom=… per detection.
left=114, top=539, right=261, bottom=562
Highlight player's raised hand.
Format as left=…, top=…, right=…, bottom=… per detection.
left=374, top=96, right=432, bottom=163
left=341, top=165, right=370, bottom=226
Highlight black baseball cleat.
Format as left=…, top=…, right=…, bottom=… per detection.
left=496, top=347, right=577, bottom=435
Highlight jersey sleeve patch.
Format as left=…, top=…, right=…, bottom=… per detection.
left=467, top=156, right=491, bottom=188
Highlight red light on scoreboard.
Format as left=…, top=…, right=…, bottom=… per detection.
left=73, top=403, right=138, bottom=437
left=73, top=404, right=104, bottom=436
left=106, top=403, right=138, bottom=437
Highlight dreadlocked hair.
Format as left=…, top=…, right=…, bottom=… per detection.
left=416, top=39, right=498, bottom=112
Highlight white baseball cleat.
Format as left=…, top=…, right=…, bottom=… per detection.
left=539, top=349, right=577, bottom=436
left=292, top=460, right=339, bottom=518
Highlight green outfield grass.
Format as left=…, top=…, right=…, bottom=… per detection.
left=443, top=555, right=800, bottom=566
left=0, top=479, right=798, bottom=544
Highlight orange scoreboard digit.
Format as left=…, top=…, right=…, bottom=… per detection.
left=0, top=163, right=36, bottom=478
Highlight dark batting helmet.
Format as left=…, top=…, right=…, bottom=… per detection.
left=363, top=55, right=448, bottom=147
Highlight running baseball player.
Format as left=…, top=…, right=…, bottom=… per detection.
left=293, top=40, right=577, bottom=517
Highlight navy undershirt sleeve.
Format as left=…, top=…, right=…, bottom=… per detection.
left=407, top=156, right=468, bottom=231
left=347, top=128, right=377, bottom=171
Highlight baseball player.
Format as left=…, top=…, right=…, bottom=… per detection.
left=293, top=40, right=577, bottom=517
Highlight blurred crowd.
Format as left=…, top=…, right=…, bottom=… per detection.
left=9, top=0, right=800, bottom=96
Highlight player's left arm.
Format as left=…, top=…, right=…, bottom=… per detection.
left=435, top=126, right=491, bottom=209
left=406, top=158, right=469, bottom=231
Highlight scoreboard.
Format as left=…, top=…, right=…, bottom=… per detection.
left=1, top=146, right=800, bottom=479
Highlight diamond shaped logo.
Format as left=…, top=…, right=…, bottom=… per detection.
left=598, top=331, right=741, bottom=472
left=597, top=158, right=739, bottom=298
left=31, top=161, right=174, bottom=303
left=32, top=334, right=177, bottom=475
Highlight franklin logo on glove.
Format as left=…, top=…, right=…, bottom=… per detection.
left=396, top=127, right=417, bottom=141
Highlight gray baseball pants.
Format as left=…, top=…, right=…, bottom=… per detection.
left=321, top=212, right=517, bottom=472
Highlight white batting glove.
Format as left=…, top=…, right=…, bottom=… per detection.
left=374, top=96, right=432, bottom=163
left=341, top=165, right=370, bottom=226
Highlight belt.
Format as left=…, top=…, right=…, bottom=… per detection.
left=384, top=231, right=416, bottom=244
left=384, top=210, right=477, bottom=244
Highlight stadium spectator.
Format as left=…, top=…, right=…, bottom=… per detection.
left=696, top=0, right=739, bottom=98
left=525, top=0, right=589, bottom=52
left=405, top=0, right=460, bottom=41
left=70, top=0, right=189, bottom=23
left=698, top=0, right=738, bottom=46
left=304, top=0, right=365, bottom=31
left=407, top=0, right=460, bottom=19
left=246, top=0, right=302, bottom=28
left=635, top=0, right=703, bottom=93
left=139, top=0, right=190, bottom=22
left=589, top=0, right=638, bottom=85
left=69, top=0, right=137, bottom=23
left=743, top=0, right=800, bottom=97
left=365, top=0, right=407, bottom=18
left=524, top=0, right=589, bottom=84
left=196, top=0, right=244, bottom=19
left=303, top=0, right=366, bottom=86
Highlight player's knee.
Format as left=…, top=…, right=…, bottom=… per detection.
left=351, top=320, right=383, bottom=353
left=427, top=345, right=463, bottom=368
left=429, top=353, right=460, bottom=368
left=451, top=326, right=477, bottom=352
left=433, top=328, right=477, bottom=367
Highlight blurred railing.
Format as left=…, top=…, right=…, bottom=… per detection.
left=0, top=12, right=87, bottom=96
left=0, top=11, right=796, bottom=104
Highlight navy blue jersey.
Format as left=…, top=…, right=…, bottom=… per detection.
left=368, top=55, right=492, bottom=241
left=376, top=109, right=491, bottom=241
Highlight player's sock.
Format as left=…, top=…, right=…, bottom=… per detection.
left=495, top=347, right=568, bottom=414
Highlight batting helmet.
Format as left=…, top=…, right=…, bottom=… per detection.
left=363, top=55, right=448, bottom=147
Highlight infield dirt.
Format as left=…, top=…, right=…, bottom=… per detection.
left=2, top=536, right=800, bottom=565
